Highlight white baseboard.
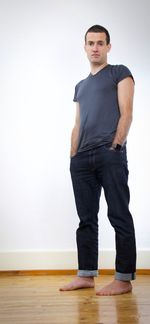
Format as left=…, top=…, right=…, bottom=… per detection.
left=0, top=250, right=149, bottom=271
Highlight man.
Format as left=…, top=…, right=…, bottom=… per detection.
left=60, top=25, right=136, bottom=295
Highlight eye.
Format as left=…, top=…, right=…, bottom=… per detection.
left=88, top=41, right=94, bottom=46
left=97, top=41, right=104, bottom=46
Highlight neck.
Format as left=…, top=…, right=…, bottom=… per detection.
left=90, top=62, right=108, bottom=75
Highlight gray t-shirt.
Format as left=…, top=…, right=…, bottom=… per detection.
left=73, top=64, right=134, bottom=152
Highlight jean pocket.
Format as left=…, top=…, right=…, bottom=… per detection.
left=102, top=144, right=112, bottom=151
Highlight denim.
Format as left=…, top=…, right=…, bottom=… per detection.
left=77, top=270, right=98, bottom=277
left=70, top=144, right=136, bottom=281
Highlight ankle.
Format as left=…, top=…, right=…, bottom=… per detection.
left=115, top=279, right=132, bottom=284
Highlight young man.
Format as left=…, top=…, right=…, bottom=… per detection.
left=60, top=25, right=136, bottom=295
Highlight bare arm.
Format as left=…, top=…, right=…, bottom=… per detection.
left=112, top=77, right=134, bottom=146
left=70, top=102, right=80, bottom=157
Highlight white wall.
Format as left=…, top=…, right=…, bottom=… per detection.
left=0, top=0, right=150, bottom=270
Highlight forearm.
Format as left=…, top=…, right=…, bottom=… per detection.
left=112, top=113, right=133, bottom=146
left=70, top=125, right=80, bottom=157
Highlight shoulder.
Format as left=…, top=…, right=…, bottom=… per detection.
left=109, top=64, right=132, bottom=73
left=108, top=64, right=134, bottom=84
left=75, top=77, right=88, bottom=89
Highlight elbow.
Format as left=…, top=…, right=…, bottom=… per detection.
left=129, top=113, right=133, bottom=125
left=122, top=111, right=133, bottom=124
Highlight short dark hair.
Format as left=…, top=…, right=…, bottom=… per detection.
left=85, top=25, right=110, bottom=45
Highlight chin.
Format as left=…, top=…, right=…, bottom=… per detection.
left=91, top=59, right=101, bottom=64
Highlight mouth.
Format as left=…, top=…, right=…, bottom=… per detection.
left=91, top=54, right=100, bottom=58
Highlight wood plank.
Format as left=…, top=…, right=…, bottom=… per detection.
left=0, top=274, right=150, bottom=323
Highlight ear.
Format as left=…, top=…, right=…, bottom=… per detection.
left=107, top=43, right=111, bottom=53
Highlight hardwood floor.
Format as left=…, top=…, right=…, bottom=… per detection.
left=0, top=274, right=149, bottom=323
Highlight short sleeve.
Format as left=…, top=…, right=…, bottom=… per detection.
left=73, top=79, right=84, bottom=102
left=73, top=85, right=78, bottom=102
left=111, top=65, right=134, bottom=85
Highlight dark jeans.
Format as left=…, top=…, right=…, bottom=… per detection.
left=70, top=144, right=136, bottom=281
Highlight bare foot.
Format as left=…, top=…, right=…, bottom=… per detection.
left=96, top=279, right=132, bottom=296
left=59, top=276, right=94, bottom=291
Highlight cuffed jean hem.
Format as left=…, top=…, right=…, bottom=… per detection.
left=77, top=270, right=98, bottom=277
left=115, top=272, right=136, bottom=281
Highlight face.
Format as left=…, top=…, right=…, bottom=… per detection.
left=84, top=32, right=111, bottom=65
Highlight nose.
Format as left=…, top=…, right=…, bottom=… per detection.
left=93, top=43, right=98, bottom=51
